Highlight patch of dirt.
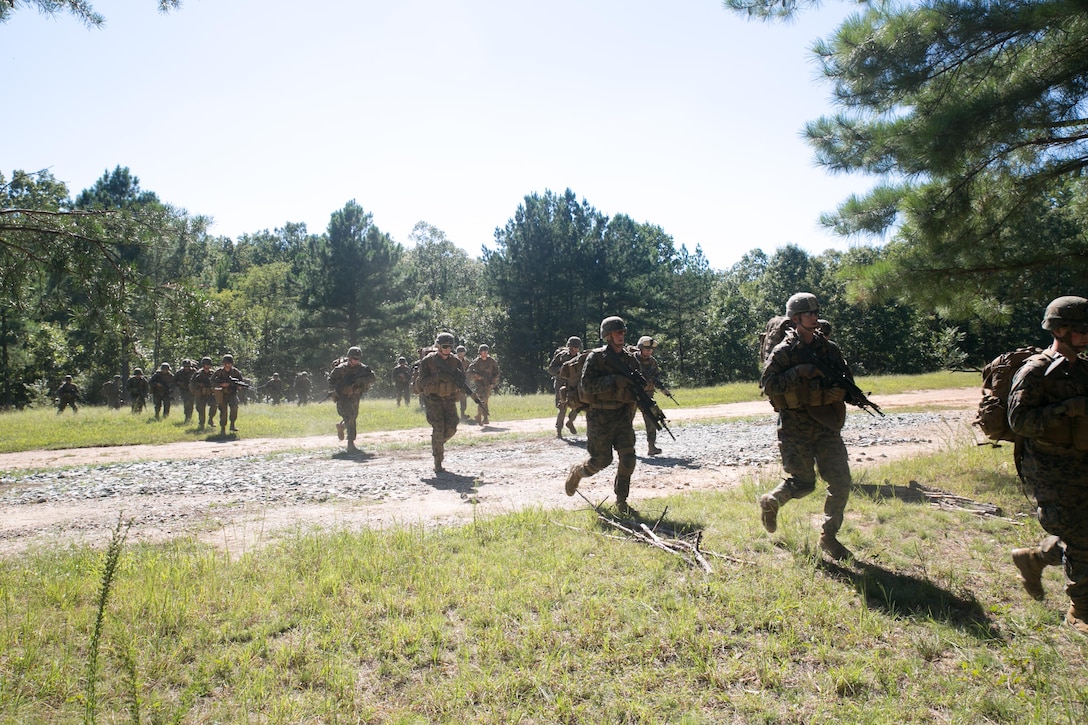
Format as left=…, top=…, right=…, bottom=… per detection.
left=0, top=388, right=982, bottom=557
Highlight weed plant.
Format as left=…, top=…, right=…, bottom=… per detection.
left=0, top=372, right=974, bottom=454
left=2, top=439, right=1087, bottom=722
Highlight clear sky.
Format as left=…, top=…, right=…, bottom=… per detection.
left=2, top=0, right=870, bottom=271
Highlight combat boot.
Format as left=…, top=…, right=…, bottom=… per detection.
left=556, top=425, right=563, bottom=439
left=565, top=464, right=585, bottom=496
left=616, top=500, right=638, bottom=518
left=818, top=533, right=853, bottom=562
left=434, top=457, right=444, bottom=474
left=1066, top=602, right=1088, bottom=634
left=566, top=420, right=577, bottom=435
left=1011, top=547, right=1046, bottom=601
left=336, top=422, right=345, bottom=441
left=759, top=493, right=779, bottom=533
left=346, top=442, right=360, bottom=454
left=647, top=444, right=662, bottom=456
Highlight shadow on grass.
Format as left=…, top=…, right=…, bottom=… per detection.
left=819, top=558, right=1001, bottom=639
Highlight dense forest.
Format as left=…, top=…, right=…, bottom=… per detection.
left=0, top=165, right=1066, bottom=409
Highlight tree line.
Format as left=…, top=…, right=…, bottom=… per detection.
left=3, top=165, right=1067, bottom=411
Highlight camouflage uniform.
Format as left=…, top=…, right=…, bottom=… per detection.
left=548, top=339, right=583, bottom=436
left=392, top=359, right=412, bottom=407
left=211, top=356, right=245, bottom=434
left=55, top=378, right=81, bottom=414
left=101, top=375, right=123, bottom=409
left=1009, top=347, right=1088, bottom=616
left=328, top=349, right=376, bottom=453
left=417, top=337, right=462, bottom=473
left=634, top=340, right=666, bottom=455
left=263, top=374, right=285, bottom=404
left=468, top=348, right=500, bottom=425
left=566, top=323, right=641, bottom=510
left=190, top=359, right=217, bottom=429
left=760, top=326, right=853, bottom=545
left=173, top=361, right=196, bottom=422
left=127, top=371, right=149, bottom=414
left=454, top=347, right=470, bottom=417
left=294, top=372, right=311, bottom=406
left=149, top=364, right=174, bottom=419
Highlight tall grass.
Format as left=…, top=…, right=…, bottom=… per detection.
left=2, top=439, right=1086, bottom=723
left=0, top=371, right=975, bottom=453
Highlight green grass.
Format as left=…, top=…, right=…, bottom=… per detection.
left=0, top=371, right=977, bottom=453
left=2, top=440, right=1087, bottom=723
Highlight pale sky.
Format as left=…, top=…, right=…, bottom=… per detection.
left=2, top=0, right=870, bottom=270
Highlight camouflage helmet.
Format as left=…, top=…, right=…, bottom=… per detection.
left=113, top=374, right=121, bottom=380
left=566, top=336, right=582, bottom=348
left=456, top=345, right=466, bottom=354
left=818, top=319, right=833, bottom=336
left=347, top=346, right=363, bottom=360
left=64, top=374, right=73, bottom=382
left=200, top=356, right=213, bottom=366
left=637, top=335, right=656, bottom=349
left=600, top=316, right=627, bottom=338
left=479, top=344, right=490, bottom=352
left=1042, top=296, right=1088, bottom=331
left=160, top=362, right=170, bottom=370
left=272, top=373, right=280, bottom=378
left=786, top=292, right=820, bottom=318
left=435, top=332, right=456, bottom=347
left=222, top=354, right=234, bottom=364
left=133, top=368, right=143, bottom=375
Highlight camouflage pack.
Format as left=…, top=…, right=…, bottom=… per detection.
left=559, top=349, right=592, bottom=409
left=974, top=346, right=1043, bottom=442
left=759, top=316, right=793, bottom=368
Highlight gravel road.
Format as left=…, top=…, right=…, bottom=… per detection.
left=0, top=389, right=979, bottom=556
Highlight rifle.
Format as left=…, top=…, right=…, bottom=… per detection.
left=800, top=346, right=885, bottom=417
left=604, top=347, right=675, bottom=440
left=656, top=382, right=679, bottom=406
left=442, top=364, right=488, bottom=419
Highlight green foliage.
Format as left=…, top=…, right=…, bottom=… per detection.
left=726, top=0, right=1088, bottom=319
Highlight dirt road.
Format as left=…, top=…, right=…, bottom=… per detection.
left=0, top=388, right=981, bottom=556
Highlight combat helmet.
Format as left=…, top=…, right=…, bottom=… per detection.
left=637, top=335, right=656, bottom=349
left=1042, top=296, right=1088, bottom=331
left=347, top=346, right=363, bottom=360
left=200, top=356, right=213, bottom=366
left=160, top=362, right=171, bottom=370
left=600, top=316, right=626, bottom=339
left=566, top=336, right=582, bottom=348
left=222, top=354, right=234, bottom=364
left=786, top=293, right=819, bottom=318
left=455, top=345, right=466, bottom=354
left=479, top=344, right=490, bottom=352
left=435, top=332, right=456, bottom=347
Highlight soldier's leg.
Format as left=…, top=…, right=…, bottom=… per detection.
left=1038, top=500, right=1088, bottom=631
left=613, top=416, right=638, bottom=506
left=425, top=396, right=449, bottom=471
left=442, top=399, right=459, bottom=443
left=566, top=408, right=615, bottom=495
left=162, top=395, right=171, bottom=418
left=641, top=409, right=660, bottom=454
left=556, top=402, right=566, bottom=437
left=228, top=398, right=239, bottom=431
left=760, top=416, right=818, bottom=533
left=815, top=432, right=852, bottom=538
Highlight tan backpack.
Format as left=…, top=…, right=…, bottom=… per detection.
left=974, top=347, right=1043, bottom=442
left=559, top=350, right=592, bottom=409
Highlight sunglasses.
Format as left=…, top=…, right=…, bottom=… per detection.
left=440, top=345, right=453, bottom=350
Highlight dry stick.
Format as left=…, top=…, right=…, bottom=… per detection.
left=641, top=522, right=710, bottom=573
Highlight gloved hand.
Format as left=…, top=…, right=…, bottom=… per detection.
left=824, top=386, right=847, bottom=403
left=1064, top=396, right=1088, bottom=417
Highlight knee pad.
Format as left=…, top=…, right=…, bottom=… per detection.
left=617, top=446, right=637, bottom=476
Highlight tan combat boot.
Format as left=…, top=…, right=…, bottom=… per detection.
left=566, top=420, right=577, bottom=435
left=565, top=464, right=585, bottom=496
left=1066, top=602, right=1088, bottom=635
left=759, top=493, right=779, bottom=533
left=1011, top=548, right=1046, bottom=601
left=336, top=421, right=345, bottom=441
left=818, top=534, right=854, bottom=562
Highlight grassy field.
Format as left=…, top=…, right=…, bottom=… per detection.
left=4, top=401, right=1088, bottom=722
left=0, top=371, right=976, bottom=453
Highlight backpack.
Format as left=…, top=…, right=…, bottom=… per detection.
left=974, top=347, right=1043, bottom=442
left=559, top=350, right=592, bottom=409
left=759, top=316, right=793, bottom=367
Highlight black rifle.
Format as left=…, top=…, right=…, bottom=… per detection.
left=656, top=382, right=679, bottom=406
left=605, top=347, right=675, bottom=440
left=443, top=364, right=488, bottom=418
left=800, top=346, right=884, bottom=417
